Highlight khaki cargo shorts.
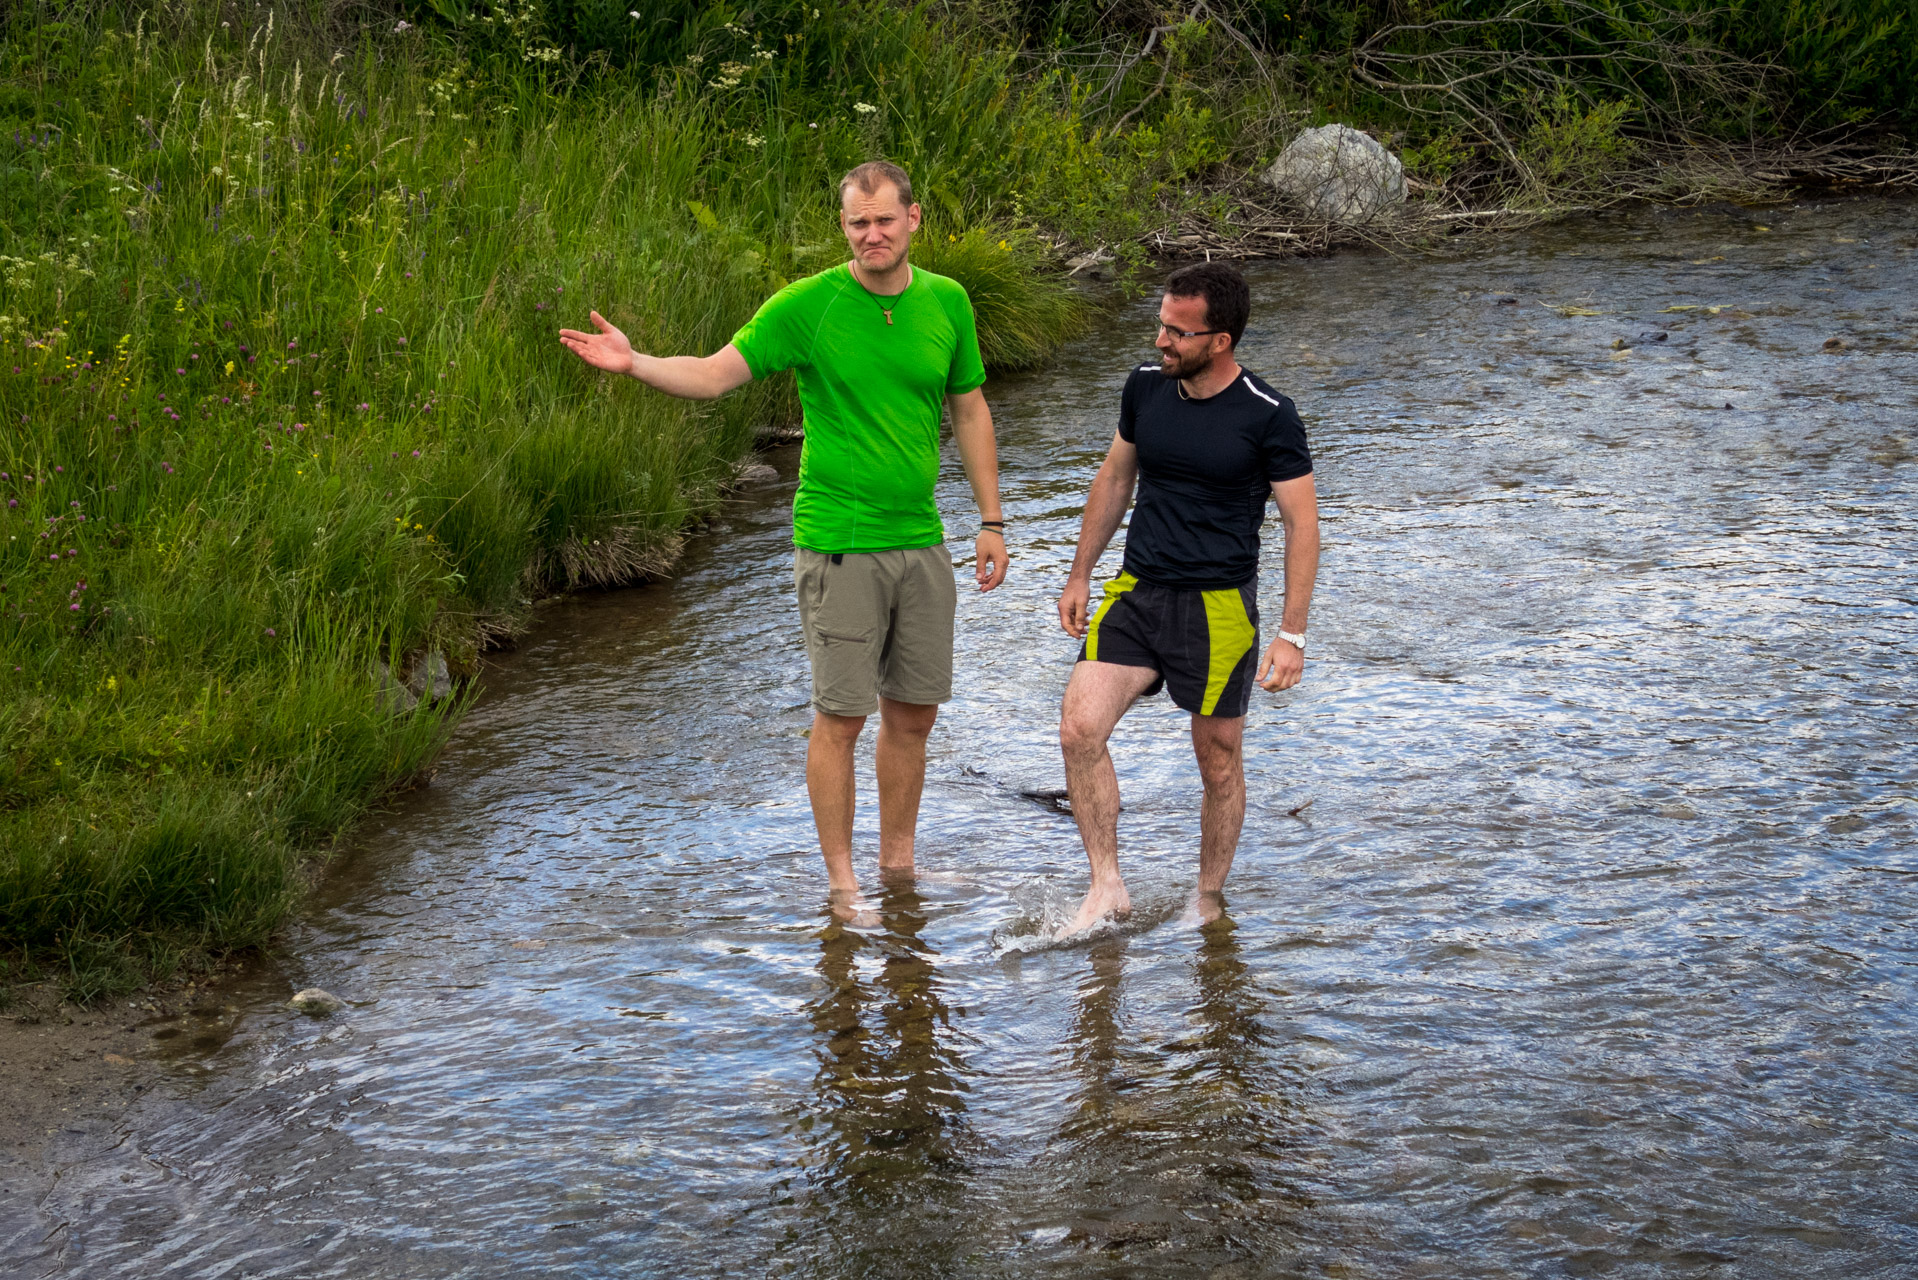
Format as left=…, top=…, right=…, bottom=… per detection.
left=794, top=545, right=957, bottom=716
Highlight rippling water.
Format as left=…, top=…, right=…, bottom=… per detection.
left=20, top=198, right=1918, bottom=1279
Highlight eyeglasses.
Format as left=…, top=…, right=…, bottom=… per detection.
left=1157, top=323, right=1225, bottom=340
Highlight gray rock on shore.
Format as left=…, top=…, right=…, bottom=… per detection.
left=407, top=650, right=452, bottom=702
left=1261, top=124, right=1406, bottom=224
left=373, top=660, right=418, bottom=713
left=289, top=988, right=344, bottom=1016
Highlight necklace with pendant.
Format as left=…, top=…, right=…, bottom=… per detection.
left=857, top=267, right=908, bottom=325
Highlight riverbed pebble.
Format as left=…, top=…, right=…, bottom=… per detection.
left=289, top=988, right=344, bottom=1016
left=734, top=463, right=779, bottom=485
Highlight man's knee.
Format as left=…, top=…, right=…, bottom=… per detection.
left=1192, top=722, right=1244, bottom=790
left=812, top=711, right=867, bottom=748
left=1060, top=711, right=1111, bottom=762
left=878, top=698, right=938, bottom=739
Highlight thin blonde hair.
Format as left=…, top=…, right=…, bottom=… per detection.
left=838, top=160, right=914, bottom=208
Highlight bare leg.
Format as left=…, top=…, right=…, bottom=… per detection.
left=876, top=697, right=939, bottom=874
left=807, top=710, right=867, bottom=894
left=1189, top=712, right=1247, bottom=924
left=1059, top=661, right=1161, bottom=934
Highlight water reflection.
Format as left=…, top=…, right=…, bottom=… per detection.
left=805, top=884, right=971, bottom=1187
left=1044, top=921, right=1312, bottom=1271
left=790, top=882, right=975, bottom=1275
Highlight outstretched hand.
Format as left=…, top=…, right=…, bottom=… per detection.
left=558, top=310, right=635, bottom=375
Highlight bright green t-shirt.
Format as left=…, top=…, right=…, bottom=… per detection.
left=730, top=262, right=987, bottom=554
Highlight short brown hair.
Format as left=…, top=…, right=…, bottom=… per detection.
left=839, top=160, right=914, bottom=208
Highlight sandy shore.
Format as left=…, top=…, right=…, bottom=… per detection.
left=0, top=966, right=262, bottom=1264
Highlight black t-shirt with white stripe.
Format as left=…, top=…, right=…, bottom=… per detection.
left=1116, top=364, right=1312, bottom=590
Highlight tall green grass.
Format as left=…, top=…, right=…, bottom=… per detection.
left=0, top=1, right=1110, bottom=994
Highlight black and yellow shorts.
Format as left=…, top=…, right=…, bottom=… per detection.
left=1077, top=573, right=1260, bottom=718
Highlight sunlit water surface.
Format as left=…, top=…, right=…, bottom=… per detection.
left=18, top=199, right=1918, bottom=1279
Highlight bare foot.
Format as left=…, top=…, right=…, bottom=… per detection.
left=1062, top=879, right=1131, bottom=937
left=828, top=887, right=882, bottom=930
left=1183, top=889, right=1226, bottom=927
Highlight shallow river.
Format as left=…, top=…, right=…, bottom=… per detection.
left=18, top=198, right=1918, bottom=1279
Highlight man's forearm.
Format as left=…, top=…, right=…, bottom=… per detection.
left=950, top=407, right=1003, bottom=522
left=1280, top=520, right=1319, bottom=634
left=1068, top=470, right=1132, bottom=583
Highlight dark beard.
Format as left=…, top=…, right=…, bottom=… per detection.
left=1163, top=347, right=1214, bottom=382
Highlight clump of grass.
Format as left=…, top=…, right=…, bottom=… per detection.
left=917, top=230, right=1091, bottom=371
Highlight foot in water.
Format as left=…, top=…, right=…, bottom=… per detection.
left=1062, top=879, right=1132, bottom=937
left=827, top=887, right=883, bottom=930
left=1181, top=889, right=1226, bottom=927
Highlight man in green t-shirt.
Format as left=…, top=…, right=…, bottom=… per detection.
left=558, top=161, right=1007, bottom=909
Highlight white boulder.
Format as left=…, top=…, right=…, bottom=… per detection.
left=1261, top=125, right=1406, bottom=224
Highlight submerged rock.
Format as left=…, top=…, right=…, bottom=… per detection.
left=1612, top=331, right=1669, bottom=350
left=734, top=463, right=779, bottom=485
left=289, top=988, right=344, bottom=1016
left=1260, top=125, right=1405, bottom=224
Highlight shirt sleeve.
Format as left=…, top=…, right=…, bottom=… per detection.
left=729, top=279, right=812, bottom=380
left=1263, top=398, right=1313, bottom=483
left=1117, top=369, right=1141, bottom=444
left=942, top=285, right=987, bottom=395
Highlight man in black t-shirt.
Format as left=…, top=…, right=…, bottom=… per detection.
left=1055, top=262, right=1321, bottom=934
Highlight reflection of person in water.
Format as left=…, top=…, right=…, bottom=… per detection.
left=1054, top=920, right=1308, bottom=1260
left=802, top=883, right=970, bottom=1194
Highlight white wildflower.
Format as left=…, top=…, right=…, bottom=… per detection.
left=394, top=20, right=411, bottom=32
left=853, top=102, right=877, bottom=114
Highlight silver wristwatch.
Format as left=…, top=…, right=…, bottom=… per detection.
left=1277, top=629, right=1307, bottom=653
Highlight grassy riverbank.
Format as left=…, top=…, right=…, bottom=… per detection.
left=4, top=0, right=1912, bottom=999
left=0, top=2, right=1121, bottom=997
